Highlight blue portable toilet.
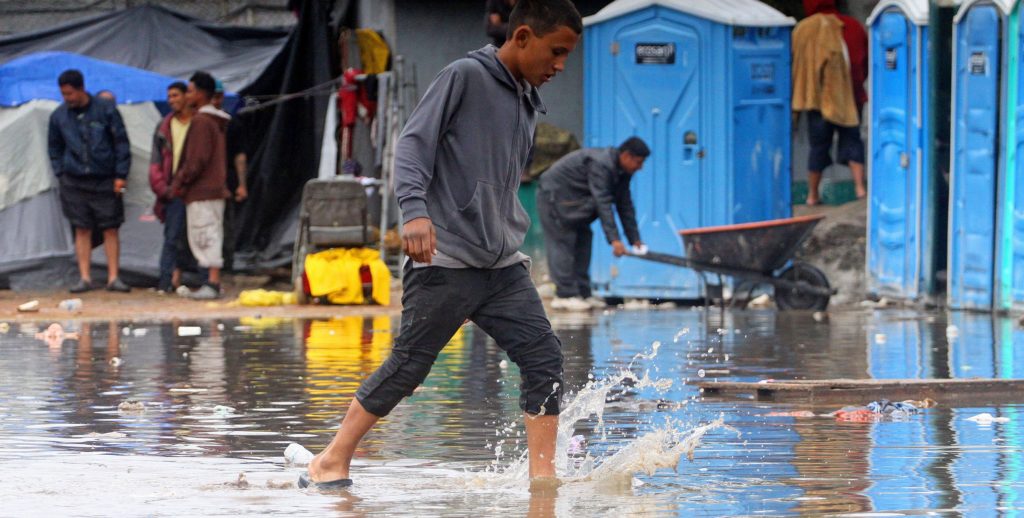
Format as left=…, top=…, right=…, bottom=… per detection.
left=996, top=0, right=1024, bottom=311
left=583, top=0, right=795, bottom=300
left=948, top=0, right=1013, bottom=310
left=867, top=0, right=935, bottom=302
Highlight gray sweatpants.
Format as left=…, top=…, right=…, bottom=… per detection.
left=537, top=190, right=594, bottom=299
left=356, top=262, right=564, bottom=417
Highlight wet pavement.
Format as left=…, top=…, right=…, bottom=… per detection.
left=1, top=308, right=1023, bottom=516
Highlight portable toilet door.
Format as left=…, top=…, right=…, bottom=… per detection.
left=867, top=0, right=932, bottom=302
left=582, top=0, right=795, bottom=301
left=997, top=0, right=1024, bottom=311
left=949, top=0, right=1011, bottom=310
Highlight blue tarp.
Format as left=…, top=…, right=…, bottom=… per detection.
left=0, top=51, right=240, bottom=109
left=0, top=51, right=183, bottom=106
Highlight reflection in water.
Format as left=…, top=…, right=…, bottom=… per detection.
left=1, top=309, right=1024, bottom=514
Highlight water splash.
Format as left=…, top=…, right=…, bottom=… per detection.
left=481, top=343, right=727, bottom=486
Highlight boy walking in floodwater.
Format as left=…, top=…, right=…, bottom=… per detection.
left=301, top=0, right=582, bottom=490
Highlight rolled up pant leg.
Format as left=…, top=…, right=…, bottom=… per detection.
left=355, top=265, right=478, bottom=417
left=471, top=264, right=563, bottom=415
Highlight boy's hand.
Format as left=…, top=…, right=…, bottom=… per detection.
left=403, top=217, right=436, bottom=264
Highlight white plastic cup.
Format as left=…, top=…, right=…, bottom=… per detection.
left=284, top=442, right=315, bottom=466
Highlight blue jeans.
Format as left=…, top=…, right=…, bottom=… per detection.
left=158, top=198, right=187, bottom=291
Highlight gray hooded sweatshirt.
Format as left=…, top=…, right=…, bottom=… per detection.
left=394, top=45, right=545, bottom=269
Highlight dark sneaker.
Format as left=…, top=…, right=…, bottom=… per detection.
left=106, top=277, right=131, bottom=293
left=69, top=278, right=93, bottom=294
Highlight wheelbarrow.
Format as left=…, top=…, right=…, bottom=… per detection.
left=630, top=214, right=837, bottom=310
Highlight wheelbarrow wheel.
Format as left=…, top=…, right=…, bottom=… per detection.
left=775, top=262, right=830, bottom=311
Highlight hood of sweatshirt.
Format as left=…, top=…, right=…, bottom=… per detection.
left=803, top=0, right=837, bottom=15
left=466, top=44, right=546, bottom=114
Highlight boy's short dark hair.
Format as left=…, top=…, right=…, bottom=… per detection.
left=189, top=71, right=216, bottom=98
left=57, top=69, right=85, bottom=90
left=619, top=137, right=651, bottom=158
left=507, top=0, right=583, bottom=40
left=167, top=81, right=187, bottom=94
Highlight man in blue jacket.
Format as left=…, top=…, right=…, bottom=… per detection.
left=48, top=69, right=132, bottom=293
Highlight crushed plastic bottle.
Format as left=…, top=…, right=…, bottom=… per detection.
left=58, top=298, right=83, bottom=311
left=284, top=443, right=315, bottom=466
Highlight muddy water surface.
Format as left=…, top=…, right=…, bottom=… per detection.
left=1, top=309, right=1023, bottom=516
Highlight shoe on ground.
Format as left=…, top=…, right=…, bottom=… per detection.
left=69, top=278, right=93, bottom=293
left=106, top=277, right=131, bottom=293
left=585, top=296, right=606, bottom=309
left=176, top=285, right=192, bottom=297
left=551, top=296, right=591, bottom=311
left=189, top=284, right=222, bottom=300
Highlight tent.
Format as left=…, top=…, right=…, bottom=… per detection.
left=0, top=53, right=179, bottom=289
left=0, top=5, right=290, bottom=92
left=0, top=1, right=350, bottom=287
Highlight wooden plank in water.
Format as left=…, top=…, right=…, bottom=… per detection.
left=698, top=378, right=1024, bottom=406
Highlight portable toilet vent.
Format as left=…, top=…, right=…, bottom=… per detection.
left=583, top=0, right=796, bottom=300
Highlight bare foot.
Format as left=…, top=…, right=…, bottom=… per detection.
left=529, top=476, right=563, bottom=493
left=308, top=452, right=349, bottom=482
left=805, top=197, right=821, bottom=207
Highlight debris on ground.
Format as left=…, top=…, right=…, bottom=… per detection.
left=765, top=410, right=817, bottom=418
left=748, top=293, right=772, bottom=308
left=236, top=289, right=297, bottom=307
left=17, top=300, right=39, bottom=312
left=117, top=400, right=146, bottom=414
left=830, top=399, right=923, bottom=422
left=177, top=326, right=201, bottom=337
left=57, top=298, right=83, bottom=311
left=34, top=323, right=79, bottom=347
left=966, top=413, right=1010, bottom=424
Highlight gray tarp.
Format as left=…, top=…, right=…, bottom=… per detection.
left=0, top=5, right=290, bottom=91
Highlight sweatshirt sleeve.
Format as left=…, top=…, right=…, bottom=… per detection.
left=393, top=65, right=465, bottom=224
left=171, top=118, right=212, bottom=195
left=588, top=159, right=622, bottom=244
left=615, top=179, right=641, bottom=245
left=108, top=106, right=131, bottom=179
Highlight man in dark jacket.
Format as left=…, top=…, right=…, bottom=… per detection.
left=171, top=71, right=231, bottom=300
left=536, top=137, right=649, bottom=311
left=48, top=69, right=131, bottom=293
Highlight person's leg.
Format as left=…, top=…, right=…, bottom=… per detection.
left=850, top=161, right=867, bottom=199
left=471, top=264, right=564, bottom=479
left=308, top=266, right=481, bottom=482
left=74, top=227, right=92, bottom=282
left=574, top=225, right=594, bottom=299
left=185, top=200, right=225, bottom=297
left=537, top=192, right=581, bottom=298
left=59, top=178, right=93, bottom=284
left=102, top=228, right=120, bottom=281
left=836, top=123, right=868, bottom=199
left=805, top=111, right=835, bottom=205
left=159, top=200, right=186, bottom=291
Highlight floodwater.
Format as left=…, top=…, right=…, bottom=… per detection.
left=1, top=308, right=1023, bottom=516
